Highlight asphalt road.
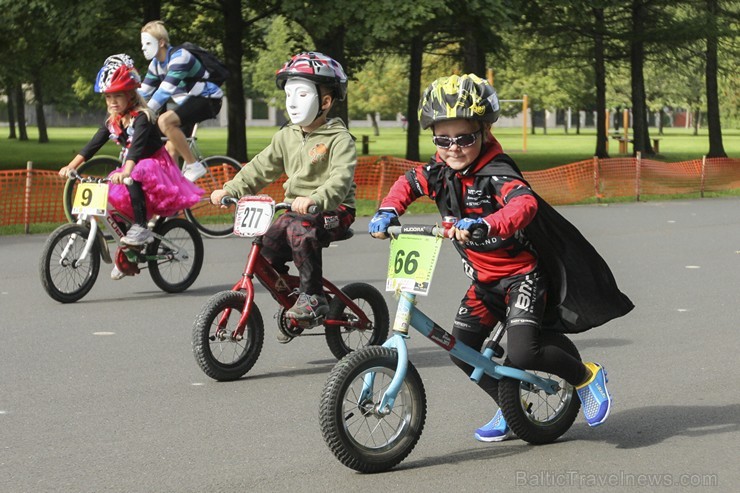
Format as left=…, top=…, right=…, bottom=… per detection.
left=1, top=198, right=739, bottom=493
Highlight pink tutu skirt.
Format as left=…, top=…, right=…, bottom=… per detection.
left=108, top=148, right=204, bottom=219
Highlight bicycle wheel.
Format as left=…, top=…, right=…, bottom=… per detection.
left=498, top=333, right=581, bottom=444
left=62, top=156, right=120, bottom=222
left=183, top=155, right=242, bottom=238
left=39, top=223, right=100, bottom=303
left=324, top=283, right=390, bottom=360
left=147, top=218, right=204, bottom=293
left=192, top=291, right=265, bottom=381
left=319, top=346, right=426, bottom=473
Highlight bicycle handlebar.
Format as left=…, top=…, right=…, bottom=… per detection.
left=386, top=223, right=487, bottom=241
left=387, top=225, right=445, bottom=237
left=67, top=169, right=132, bottom=186
left=220, top=196, right=318, bottom=214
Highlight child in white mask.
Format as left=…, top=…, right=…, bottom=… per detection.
left=210, top=52, right=357, bottom=330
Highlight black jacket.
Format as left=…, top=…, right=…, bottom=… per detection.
left=478, top=154, right=634, bottom=333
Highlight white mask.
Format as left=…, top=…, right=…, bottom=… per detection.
left=141, top=32, right=159, bottom=61
left=284, top=78, right=320, bottom=127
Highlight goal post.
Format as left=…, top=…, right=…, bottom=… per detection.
left=498, top=95, right=529, bottom=152
left=487, top=69, right=528, bottom=152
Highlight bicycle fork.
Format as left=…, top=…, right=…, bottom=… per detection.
left=60, top=216, right=98, bottom=268
left=366, top=292, right=562, bottom=415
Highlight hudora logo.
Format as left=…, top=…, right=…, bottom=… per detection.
left=515, top=470, right=719, bottom=488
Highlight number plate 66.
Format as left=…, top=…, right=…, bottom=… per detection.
left=386, top=234, right=442, bottom=296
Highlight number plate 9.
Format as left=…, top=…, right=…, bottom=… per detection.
left=233, top=196, right=275, bottom=237
left=72, top=183, right=109, bottom=216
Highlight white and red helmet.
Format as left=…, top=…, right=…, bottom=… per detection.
left=275, top=52, right=348, bottom=101
left=94, top=54, right=141, bottom=94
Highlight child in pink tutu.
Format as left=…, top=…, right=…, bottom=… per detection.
left=60, top=54, right=203, bottom=254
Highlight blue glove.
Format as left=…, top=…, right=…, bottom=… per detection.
left=368, top=210, right=398, bottom=235
left=454, top=217, right=486, bottom=231
left=454, top=217, right=489, bottom=239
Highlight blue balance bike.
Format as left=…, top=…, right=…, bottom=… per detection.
left=319, top=223, right=581, bottom=473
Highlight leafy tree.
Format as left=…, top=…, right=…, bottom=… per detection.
left=502, top=0, right=624, bottom=156
left=349, top=56, right=408, bottom=136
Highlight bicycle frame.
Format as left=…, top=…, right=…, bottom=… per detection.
left=65, top=173, right=185, bottom=267
left=215, top=201, right=374, bottom=340
left=366, top=228, right=562, bottom=415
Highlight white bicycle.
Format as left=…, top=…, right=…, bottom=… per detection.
left=40, top=170, right=204, bottom=303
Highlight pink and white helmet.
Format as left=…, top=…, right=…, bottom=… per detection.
left=275, top=52, right=348, bottom=101
left=94, top=54, right=141, bottom=94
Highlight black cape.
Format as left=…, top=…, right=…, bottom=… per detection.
left=476, top=154, right=634, bottom=333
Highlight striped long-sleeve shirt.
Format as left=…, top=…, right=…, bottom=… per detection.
left=139, top=46, right=223, bottom=112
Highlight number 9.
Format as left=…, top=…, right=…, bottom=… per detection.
left=81, top=188, right=93, bottom=206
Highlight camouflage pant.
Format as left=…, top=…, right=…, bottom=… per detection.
left=261, top=206, right=355, bottom=295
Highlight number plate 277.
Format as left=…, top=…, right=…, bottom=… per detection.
left=233, top=196, right=275, bottom=237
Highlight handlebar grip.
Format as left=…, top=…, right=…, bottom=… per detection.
left=386, top=224, right=441, bottom=237
left=469, top=223, right=488, bottom=242
left=275, top=203, right=320, bottom=214
left=221, top=196, right=238, bottom=207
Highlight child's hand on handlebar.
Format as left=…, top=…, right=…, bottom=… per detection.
left=211, top=189, right=231, bottom=208
left=368, top=209, right=399, bottom=239
left=291, top=196, right=316, bottom=215
left=448, top=218, right=489, bottom=242
left=110, top=171, right=130, bottom=184
left=59, top=165, right=75, bottom=179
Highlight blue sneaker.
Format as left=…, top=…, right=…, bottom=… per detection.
left=474, top=409, right=514, bottom=442
left=577, top=362, right=611, bottom=427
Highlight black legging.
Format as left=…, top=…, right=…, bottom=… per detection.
left=126, top=180, right=148, bottom=226
left=451, top=324, right=586, bottom=406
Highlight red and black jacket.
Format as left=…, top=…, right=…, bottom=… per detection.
left=380, top=138, right=539, bottom=283
left=381, top=138, right=634, bottom=333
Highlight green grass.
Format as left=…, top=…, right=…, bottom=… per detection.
left=2, top=124, right=738, bottom=236
left=2, top=125, right=738, bottom=172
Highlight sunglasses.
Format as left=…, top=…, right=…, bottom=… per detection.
left=432, top=132, right=478, bottom=149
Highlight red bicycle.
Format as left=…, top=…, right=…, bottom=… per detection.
left=192, top=196, right=389, bottom=381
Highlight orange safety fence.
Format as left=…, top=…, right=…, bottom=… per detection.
left=1, top=156, right=739, bottom=228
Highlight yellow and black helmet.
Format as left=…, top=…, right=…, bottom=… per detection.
left=418, top=74, right=500, bottom=130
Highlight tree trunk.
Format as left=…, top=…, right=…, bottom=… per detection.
left=7, top=83, right=17, bottom=139
left=15, top=85, right=28, bottom=141
left=222, top=0, right=247, bottom=162
left=33, top=77, right=49, bottom=143
left=461, top=28, right=486, bottom=76
left=658, top=108, right=665, bottom=135
left=405, top=35, right=423, bottom=162
left=593, top=6, right=608, bottom=157
left=705, top=0, right=726, bottom=157
left=370, top=113, right=379, bottom=136
left=693, top=108, right=700, bottom=135
left=314, top=28, right=349, bottom=127
left=630, top=0, right=654, bottom=156
left=542, top=110, right=547, bottom=135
